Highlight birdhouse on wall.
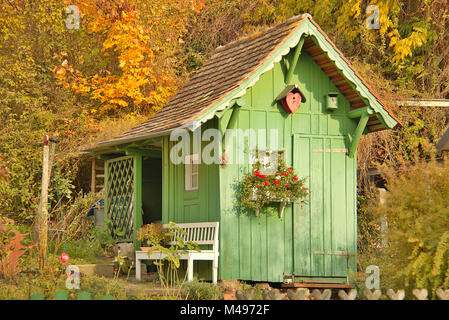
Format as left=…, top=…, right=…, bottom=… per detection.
left=276, top=84, right=306, bottom=114
left=326, top=92, right=339, bottom=111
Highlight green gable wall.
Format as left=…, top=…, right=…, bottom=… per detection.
left=218, top=49, right=358, bottom=282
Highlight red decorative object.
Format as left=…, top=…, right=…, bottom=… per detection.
left=275, top=84, right=306, bottom=115
left=281, top=92, right=302, bottom=114
left=60, top=253, right=69, bottom=263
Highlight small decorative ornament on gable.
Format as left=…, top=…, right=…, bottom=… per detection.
left=276, top=84, right=306, bottom=114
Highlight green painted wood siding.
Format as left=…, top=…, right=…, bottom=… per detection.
left=161, top=119, right=220, bottom=225
left=161, top=119, right=220, bottom=280
left=218, top=49, right=358, bottom=282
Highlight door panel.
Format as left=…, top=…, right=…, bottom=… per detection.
left=293, top=135, right=354, bottom=277
left=293, top=136, right=311, bottom=276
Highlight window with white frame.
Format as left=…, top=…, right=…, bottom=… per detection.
left=250, top=150, right=285, bottom=175
left=185, top=154, right=199, bottom=191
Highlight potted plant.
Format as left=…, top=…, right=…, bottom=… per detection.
left=235, top=158, right=308, bottom=218
left=137, top=222, right=171, bottom=250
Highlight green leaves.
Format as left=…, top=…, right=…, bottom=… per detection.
left=235, top=158, right=308, bottom=214
left=137, top=222, right=170, bottom=245
left=367, top=160, right=449, bottom=296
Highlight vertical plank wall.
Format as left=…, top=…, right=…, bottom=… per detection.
left=161, top=119, right=220, bottom=280
left=219, top=48, right=358, bottom=282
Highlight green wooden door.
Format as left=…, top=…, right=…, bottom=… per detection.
left=293, top=134, right=356, bottom=278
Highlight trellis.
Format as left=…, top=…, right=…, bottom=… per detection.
left=104, top=156, right=135, bottom=241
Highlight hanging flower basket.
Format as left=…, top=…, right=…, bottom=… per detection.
left=236, top=159, right=308, bottom=218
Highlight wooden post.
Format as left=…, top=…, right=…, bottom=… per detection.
left=36, top=135, right=53, bottom=269
left=285, top=37, right=304, bottom=85
left=134, top=155, right=143, bottom=251
left=378, top=188, right=388, bottom=247
left=91, top=158, right=96, bottom=193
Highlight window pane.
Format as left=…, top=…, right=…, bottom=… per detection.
left=191, top=173, right=198, bottom=189
left=185, top=154, right=199, bottom=190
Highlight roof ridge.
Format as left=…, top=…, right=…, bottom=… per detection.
left=214, top=14, right=310, bottom=55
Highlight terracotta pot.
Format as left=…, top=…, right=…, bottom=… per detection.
left=140, top=247, right=152, bottom=251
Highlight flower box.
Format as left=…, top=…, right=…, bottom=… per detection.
left=236, top=158, right=308, bottom=218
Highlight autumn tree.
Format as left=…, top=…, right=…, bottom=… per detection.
left=0, top=0, right=205, bottom=222
left=55, top=0, right=205, bottom=116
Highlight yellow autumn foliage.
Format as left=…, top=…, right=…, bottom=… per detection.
left=55, top=0, right=205, bottom=116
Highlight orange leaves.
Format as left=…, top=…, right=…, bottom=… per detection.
left=52, top=0, right=201, bottom=116
left=192, top=0, right=206, bottom=13
left=52, top=65, right=67, bottom=80
left=53, top=0, right=158, bottom=114
left=0, top=221, right=35, bottom=278
left=0, top=156, right=9, bottom=183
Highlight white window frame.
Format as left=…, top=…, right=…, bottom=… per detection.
left=185, top=154, right=199, bottom=191
left=250, top=150, right=285, bottom=175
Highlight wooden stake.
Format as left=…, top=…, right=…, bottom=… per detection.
left=36, top=135, right=53, bottom=269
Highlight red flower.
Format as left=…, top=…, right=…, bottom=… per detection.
left=259, top=174, right=266, bottom=179
left=264, top=180, right=269, bottom=186
left=274, top=180, right=280, bottom=185
left=285, top=184, right=290, bottom=188
left=254, top=170, right=260, bottom=176
left=293, top=177, right=298, bottom=181
left=288, top=167, right=292, bottom=171
left=302, top=187, right=306, bottom=192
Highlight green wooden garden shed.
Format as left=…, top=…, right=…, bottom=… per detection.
left=88, top=14, right=400, bottom=285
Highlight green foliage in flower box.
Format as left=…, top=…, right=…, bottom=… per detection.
left=235, top=158, right=308, bottom=215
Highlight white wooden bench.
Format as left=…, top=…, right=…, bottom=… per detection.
left=135, top=222, right=219, bottom=283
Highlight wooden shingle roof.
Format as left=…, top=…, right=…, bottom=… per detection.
left=94, top=14, right=399, bottom=149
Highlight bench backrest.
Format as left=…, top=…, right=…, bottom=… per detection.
left=163, top=222, right=219, bottom=250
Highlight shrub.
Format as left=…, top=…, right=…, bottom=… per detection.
left=62, top=239, right=103, bottom=262
left=182, top=280, right=224, bottom=300
left=367, top=159, right=449, bottom=298
left=137, top=223, right=170, bottom=245
left=0, top=217, right=35, bottom=278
